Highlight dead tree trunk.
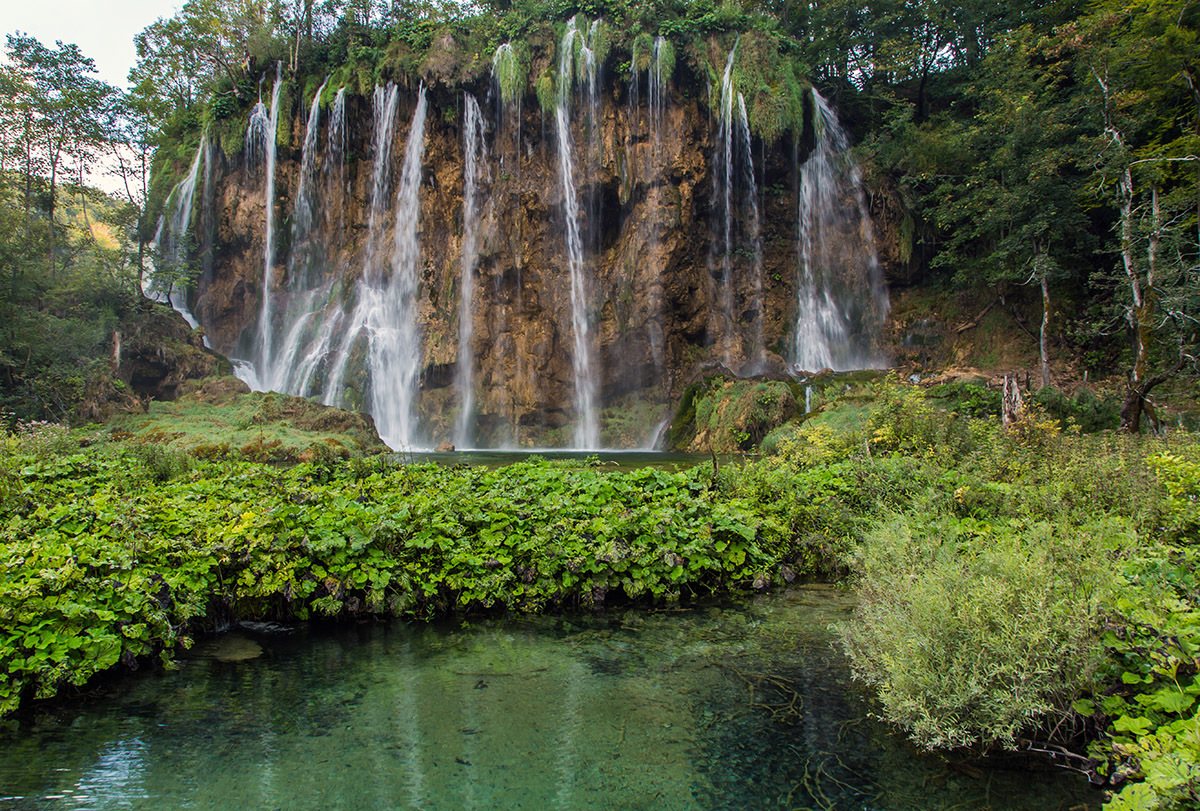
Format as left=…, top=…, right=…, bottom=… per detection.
left=1036, top=246, right=1051, bottom=390
left=1120, top=352, right=1184, bottom=433
left=1002, top=375, right=1024, bottom=429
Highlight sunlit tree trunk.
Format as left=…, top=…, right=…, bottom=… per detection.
left=1037, top=246, right=1051, bottom=390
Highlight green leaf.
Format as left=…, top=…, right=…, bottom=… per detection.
left=1149, top=689, right=1196, bottom=714
left=1113, top=715, right=1154, bottom=735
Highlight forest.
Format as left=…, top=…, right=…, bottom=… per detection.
left=2, top=0, right=1200, bottom=808
left=3, top=0, right=1199, bottom=427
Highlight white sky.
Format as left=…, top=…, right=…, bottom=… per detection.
left=4, top=0, right=183, bottom=195
left=3, top=0, right=181, bottom=88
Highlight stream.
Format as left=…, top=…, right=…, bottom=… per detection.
left=0, top=587, right=1096, bottom=809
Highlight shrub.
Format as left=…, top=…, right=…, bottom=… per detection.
left=1030, top=386, right=1121, bottom=433
left=841, top=514, right=1126, bottom=750
left=129, top=442, right=193, bottom=482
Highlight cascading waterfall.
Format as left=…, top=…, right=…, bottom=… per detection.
left=455, top=93, right=487, bottom=449
left=242, top=63, right=283, bottom=383
left=323, top=83, right=400, bottom=403
left=289, top=78, right=327, bottom=290
left=324, top=87, right=347, bottom=244
left=649, top=37, right=667, bottom=148
left=709, top=45, right=763, bottom=372
left=791, top=88, right=890, bottom=372
left=149, top=136, right=205, bottom=330
left=266, top=84, right=347, bottom=398
left=555, top=16, right=601, bottom=450
left=195, top=54, right=892, bottom=452
left=367, top=85, right=428, bottom=450
left=199, top=138, right=216, bottom=292
left=259, top=79, right=327, bottom=394
left=711, top=49, right=737, bottom=366
left=737, top=93, right=765, bottom=371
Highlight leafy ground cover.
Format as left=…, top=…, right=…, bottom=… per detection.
left=0, top=430, right=809, bottom=719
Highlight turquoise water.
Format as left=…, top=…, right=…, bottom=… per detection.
left=401, top=449, right=733, bottom=473
left=0, top=587, right=1098, bottom=809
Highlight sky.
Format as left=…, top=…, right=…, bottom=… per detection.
left=3, top=0, right=180, bottom=88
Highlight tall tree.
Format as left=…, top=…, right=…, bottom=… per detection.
left=3, top=34, right=117, bottom=277
left=1072, top=0, right=1200, bottom=430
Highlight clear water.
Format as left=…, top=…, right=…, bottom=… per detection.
left=0, top=588, right=1096, bottom=810
left=398, top=449, right=731, bottom=473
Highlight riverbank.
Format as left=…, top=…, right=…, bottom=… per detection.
left=2, top=379, right=1198, bottom=807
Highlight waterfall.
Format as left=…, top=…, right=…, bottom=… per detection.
left=711, top=49, right=737, bottom=366
left=368, top=85, right=428, bottom=450
left=289, top=78, right=327, bottom=291
left=455, top=93, right=487, bottom=448
left=555, top=16, right=601, bottom=450
left=737, top=92, right=764, bottom=371
left=199, top=137, right=216, bottom=292
left=246, top=63, right=283, bottom=382
left=148, top=137, right=204, bottom=329
left=260, top=78, right=327, bottom=394
left=323, top=83, right=400, bottom=403
left=791, top=88, right=890, bottom=372
left=649, top=37, right=667, bottom=149
left=709, top=45, right=762, bottom=372
left=324, top=87, right=347, bottom=243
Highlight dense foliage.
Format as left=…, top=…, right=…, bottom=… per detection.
left=0, top=427, right=809, bottom=718
left=0, top=36, right=164, bottom=422
left=708, top=379, right=1198, bottom=806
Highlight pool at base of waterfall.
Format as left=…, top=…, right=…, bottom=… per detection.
left=0, top=586, right=1098, bottom=810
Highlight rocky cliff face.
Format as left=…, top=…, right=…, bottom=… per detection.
left=188, top=72, right=887, bottom=449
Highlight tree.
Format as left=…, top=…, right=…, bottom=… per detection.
left=889, top=25, right=1087, bottom=388
left=3, top=34, right=117, bottom=277
left=1072, top=0, right=1200, bottom=431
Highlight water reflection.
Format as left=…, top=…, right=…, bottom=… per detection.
left=0, top=587, right=1099, bottom=809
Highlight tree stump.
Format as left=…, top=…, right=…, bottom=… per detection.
left=1001, top=375, right=1024, bottom=429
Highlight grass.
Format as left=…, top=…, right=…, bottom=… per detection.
left=103, top=377, right=388, bottom=462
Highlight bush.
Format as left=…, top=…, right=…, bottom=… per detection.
left=841, top=514, right=1126, bottom=750
left=1030, top=386, right=1121, bottom=433
left=129, top=441, right=193, bottom=482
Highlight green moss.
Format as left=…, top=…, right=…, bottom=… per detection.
left=535, top=68, right=556, bottom=113
left=492, top=42, right=528, bottom=106
left=727, top=30, right=809, bottom=143
left=107, top=381, right=388, bottom=462
left=656, top=37, right=677, bottom=84
left=632, top=32, right=655, bottom=72
left=668, top=375, right=800, bottom=452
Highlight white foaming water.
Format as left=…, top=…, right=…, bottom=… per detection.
left=709, top=45, right=762, bottom=372
left=367, top=85, right=428, bottom=450
left=147, top=137, right=204, bottom=330
left=238, top=63, right=284, bottom=387
left=324, top=87, right=347, bottom=244
left=791, top=88, right=889, bottom=372
left=555, top=16, right=601, bottom=450
left=322, top=84, right=400, bottom=405
left=455, top=93, right=488, bottom=449
left=259, top=78, right=327, bottom=394
left=736, top=92, right=764, bottom=372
